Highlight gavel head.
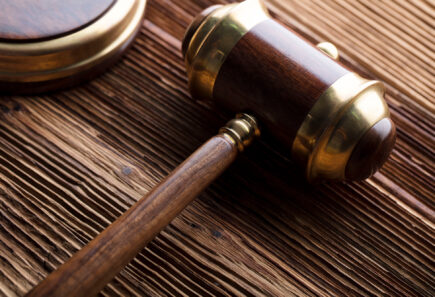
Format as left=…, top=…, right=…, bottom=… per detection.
left=182, top=0, right=396, bottom=183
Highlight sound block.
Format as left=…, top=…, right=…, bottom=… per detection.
left=0, top=0, right=146, bottom=94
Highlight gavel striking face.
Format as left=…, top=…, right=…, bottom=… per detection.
left=182, top=0, right=396, bottom=182
left=21, top=1, right=396, bottom=296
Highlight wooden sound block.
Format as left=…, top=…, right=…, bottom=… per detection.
left=0, top=0, right=146, bottom=94
left=0, top=0, right=115, bottom=41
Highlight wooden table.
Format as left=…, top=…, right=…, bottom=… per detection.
left=1, top=0, right=433, bottom=296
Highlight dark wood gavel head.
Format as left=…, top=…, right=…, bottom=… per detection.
left=182, top=0, right=396, bottom=182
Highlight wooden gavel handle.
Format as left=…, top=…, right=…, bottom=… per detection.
left=26, top=134, right=239, bottom=297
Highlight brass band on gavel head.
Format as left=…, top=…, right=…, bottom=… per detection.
left=182, top=0, right=396, bottom=182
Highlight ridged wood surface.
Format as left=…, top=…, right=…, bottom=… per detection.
left=0, top=0, right=434, bottom=296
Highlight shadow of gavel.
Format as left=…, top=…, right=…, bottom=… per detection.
left=26, top=1, right=396, bottom=296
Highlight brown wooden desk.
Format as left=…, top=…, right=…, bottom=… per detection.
left=0, top=0, right=433, bottom=296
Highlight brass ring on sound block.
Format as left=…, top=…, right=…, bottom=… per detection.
left=0, top=0, right=146, bottom=93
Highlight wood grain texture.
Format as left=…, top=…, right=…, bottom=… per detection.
left=26, top=134, right=238, bottom=297
left=0, top=0, right=434, bottom=296
left=0, top=0, right=115, bottom=41
left=214, top=19, right=349, bottom=148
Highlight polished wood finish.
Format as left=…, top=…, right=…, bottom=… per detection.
left=346, top=118, right=396, bottom=181
left=214, top=19, right=350, bottom=149
left=26, top=134, right=238, bottom=297
left=0, top=0, right=141, bottom=94
left=0, top=0, right=114, bottom=41
left=0, top=1, right=433, bottom=296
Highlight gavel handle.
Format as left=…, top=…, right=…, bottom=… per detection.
left=26, top=133, right=239, bottom=297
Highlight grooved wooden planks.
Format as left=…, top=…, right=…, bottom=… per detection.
left=0, top=0, right=433, bottom=296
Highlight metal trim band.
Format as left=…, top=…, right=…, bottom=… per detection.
left=184, top=0, right=270, bottom=100
left=292, top=72, right=389, bottom=182
left=0, top=0, right=146, bottom=83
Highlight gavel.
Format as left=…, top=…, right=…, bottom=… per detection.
left=25, top=1, right=395, bottom=296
